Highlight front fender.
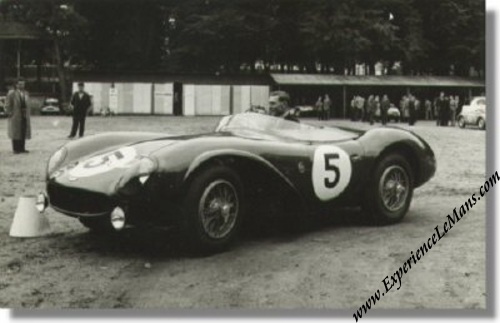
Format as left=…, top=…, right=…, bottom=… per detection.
left=184, top=149, right=306, bottom=208
left=185, top=149, right=295, bottom=188
left=63, top=132, right=165, bottom=163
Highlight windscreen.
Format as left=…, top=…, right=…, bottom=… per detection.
left=216, top=113, right=359, bottom=142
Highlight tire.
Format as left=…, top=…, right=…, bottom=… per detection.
left=181, top=166, right=244, bottom=253
left=363, top=154, right=414, bottom=225
left=477, top=117, right=485, bottom=130
left=79, top=215, right=114, bottom=233
left=458, top=116, right=466, bottom=128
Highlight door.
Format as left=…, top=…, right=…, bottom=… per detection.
left=173, top=82, right=183, bottom=116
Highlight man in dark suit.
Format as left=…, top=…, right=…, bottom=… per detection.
left=436, top=92, right=449, bottom=126
left=408, top=94, right=417, bottom=126
left=6, top=78, right=32, bottom=154
left=68, top=82, right=92, bottom=138
left=380, top=94, right=390, bottom=125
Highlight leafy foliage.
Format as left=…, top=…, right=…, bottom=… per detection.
left=0, top=0, right=486, bottom=77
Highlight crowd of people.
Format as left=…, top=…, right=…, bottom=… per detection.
left=347, top=92, right=463, bottom=127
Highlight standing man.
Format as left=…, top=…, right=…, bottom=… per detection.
left=449, top=95, right=458, bottom=126
left=367, top=95, right=375, bottom=125
left=68, top=82, right=92, bottom=138
left=350, top=95, right=357, bottom=121
left=433, top=96, right=440, bottom=126
left=356, top=95, right=365, bottom=122
left=408, top=94, right=417, bottom=126
left=323, top=94, right=331, bottom=120
left=315, top=96, right=323, bottom=120
left=380, top=94, right=390, bottom=125
left=424, top=99, right=432, bottom=120
left=6, top=78, right=31, bottom=154
left=436, top=92, right=449, bottom=126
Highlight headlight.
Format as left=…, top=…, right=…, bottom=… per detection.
left=116, top=156, right=158, bottom=188
left=47, top=147, right=67, bottom=175
left=137, top=156, right=157, bottom=184
left=138, top=156, right=157, bottom=175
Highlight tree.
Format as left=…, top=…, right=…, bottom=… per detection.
left=300, top=0, right=400, bottom=74
left=0, top=0, right=88, bottom=104
left=1, top=0, right=485, bottom=78
left=416, top=0, right=485, bottom=76
left=75, top=0, right=165, bottom=70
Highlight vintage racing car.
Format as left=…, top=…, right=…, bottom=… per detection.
left=41, top=113, right=436, bottom=252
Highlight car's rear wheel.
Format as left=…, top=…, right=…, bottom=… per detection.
left=181, top=166, right=244, bottom=253
left=79, top=216, right=114, bottom=232
left=458, top=116, right=466, bottom=128
left=477, top=117, right=486, bottom=130
left=363, top=154, right=414, bottom=225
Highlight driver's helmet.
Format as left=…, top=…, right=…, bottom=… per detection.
left=268, top=91, right=291, bottom=117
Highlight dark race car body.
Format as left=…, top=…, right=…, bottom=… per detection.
left=44, top=113, right=436, bottom=252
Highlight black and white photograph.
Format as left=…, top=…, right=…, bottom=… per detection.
left=0, top=0, right=492, bottom=320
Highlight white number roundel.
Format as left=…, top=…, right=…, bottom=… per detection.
left=68, top=147, right=137, bottom=178
left=312, top=145, right=352, bottom=201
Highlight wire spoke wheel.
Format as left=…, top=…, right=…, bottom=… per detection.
left=379, top=165, right=410, bottom=212
left=199, top=179, right=239, bottom=240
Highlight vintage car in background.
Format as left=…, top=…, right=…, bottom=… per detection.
left=387, top=105, right=401, bottom=122
left=457, top=96, right=486, bottom=130
left=40, top=98, right=61, bottom=115
left=0, top=96, right=7, bottom=118
left=374, top=104, right=401, bottom=123
left=296, top=105, right=316, bottom=117
left=41, top=113, right=436, bottom=253
left=246, top=105, right=267, bottom=114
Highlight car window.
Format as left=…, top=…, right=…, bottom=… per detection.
left=476, top=98, right=486, bottom=106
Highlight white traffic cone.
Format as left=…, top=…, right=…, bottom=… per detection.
left=9, top=195, right=51, bottom=238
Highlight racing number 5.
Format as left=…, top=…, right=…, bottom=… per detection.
left=323, top=153, right=340, bottom=188
left=84, top=150, right=124, bottom=169
left=312, top=145, right=352, bottom=201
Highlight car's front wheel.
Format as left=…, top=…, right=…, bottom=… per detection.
left=458, top=116, right=466, bottom=128
left=363, top=154, right=414, bottom=225
left=181, top=166, right=244, bottom=253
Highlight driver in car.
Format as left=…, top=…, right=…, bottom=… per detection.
left=268, top=92, right=299, bottom=122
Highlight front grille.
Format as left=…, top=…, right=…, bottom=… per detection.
left=47, top=183, right=114, bottom=216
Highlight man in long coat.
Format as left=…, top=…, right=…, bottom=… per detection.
left=6, top=78, right=31, bottom=154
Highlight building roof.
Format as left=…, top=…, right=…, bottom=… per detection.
left=271, top=74, right=485, bottom=88
left=0, top=21, right=43, bottom=40
left=70, top=71, right=485, bottom=88
left=71, top=71, right=273, bottom=86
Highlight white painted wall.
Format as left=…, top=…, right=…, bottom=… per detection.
left=73, top=81, right=269, bottom=116
left=153, top=83, right=173, bottom=115
left=132, top=83, right=152, bottom=114
left=183, top=84, right=196, bottom=116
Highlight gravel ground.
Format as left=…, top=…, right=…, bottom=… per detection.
left=0, top=116, right=486, bottom=310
